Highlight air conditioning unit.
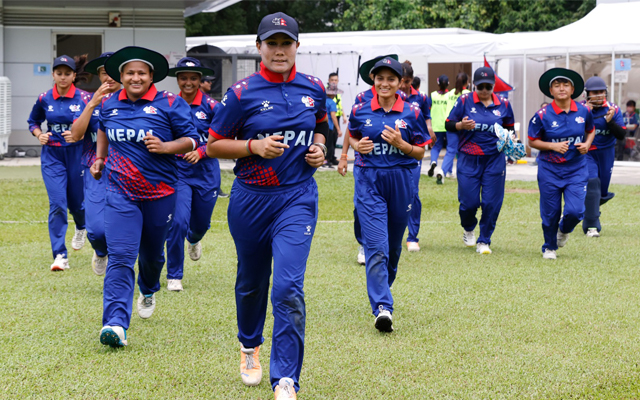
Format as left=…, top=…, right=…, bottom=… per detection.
left=0, top=77, right=11, bottom=159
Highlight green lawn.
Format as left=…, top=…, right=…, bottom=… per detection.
left=1, top=166, right=640, bottom=399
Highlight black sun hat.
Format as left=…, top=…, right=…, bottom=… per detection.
left=168, top=57, right=214, bottom=78
left=84, top=52, right=114, bottom=75
left=538, top=68, right=584, bottom=100
left=104, top=46, right=169, bottom=83
left=359, top=54, right=399, bottom=86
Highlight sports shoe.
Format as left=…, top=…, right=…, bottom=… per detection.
left=357, top=245, right=365, bottom=265
left=50, top=254, right=69, bottom=271
left=218, top=189, right=230, bottom=198
left=476, top=242, right=492, bottom=254
left=100, top=325, right=127, bottom=348
left=586, top=228, right=600, bottom=238
left=542, top=249, right=557, bottom=260
left=92, top=252, right=107, bottom=275
left=188, top=241, right=202, bottom=261
left=167, top=279, right=183, bottom=291
left=375, top=306, right=393, bottom=332
left=557, top=229, right=570, bottom=248
left=428, top=161, right=437, bottom=177
left=463, top=230, right=476, bottom=247
left=240, top=345, right=262, bottom=386
left=407, top=241, right=420, bottom=252
left=137, top=293, right=156, bottom=319
left=71, top=228, right=86, bottom=250
left=446, top=172, right=456, bottom=179
left=435, top=169, right=444, bottom=185
left=274, top=377, right=297, bottom=400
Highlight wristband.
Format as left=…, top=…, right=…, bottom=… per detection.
left=313, top=142, right=327, bottom=158
left=340, top=154, right=348, bottom=160
left=247, top=139, right=254, bottom=155
left=95, top=157, right=105, bottom=162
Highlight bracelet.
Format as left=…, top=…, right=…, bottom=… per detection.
left=95, top=157, right=105, bottom=162
left=313, top=142, right=328, bottom=158
left=340, top=154, right=348, bottom=160
left=247, top=139, right=254, bottom=155
left=405, top=145, right=414, bottom=156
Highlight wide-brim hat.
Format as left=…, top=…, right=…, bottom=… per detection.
left=539, top=68, right=584, bottom=100
left=84, top=52, right=114, bottom=75
left=359, top=54, right=399, bottom=86
left=168, top=56, right=214, bottom=77
left=104, top=46, right=169, bottom=83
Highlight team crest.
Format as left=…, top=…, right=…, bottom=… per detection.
left=551, top=121, right=559, bottom=128
left=186, top=62, right=196, bottom=67
left=260, top=100, right=273, bottom=112
left=195, top=111, right=207, bottom=120
left=365, top=119, right=372, bottom=127
left=470, top=107, right=477, bottom=113
left=69, top=104, right=81, bottom=112
left=93, top=109, right=99, bottom=116
left=47, top=105, right=54, bottom=112
left=143, top=106, right=158, bottom=115
left=301, top=96, right=315, bottom=107
left=575, top=116, right=585, bottom=124
left=110, top=109, right=118, bottom=116
left=492, top=109, right=501, bottom=117
left=383, top=58, right=391, bottom=64
left=272, top=17, right=287, bottom=26
left=395, top=119, right=408, bottom=129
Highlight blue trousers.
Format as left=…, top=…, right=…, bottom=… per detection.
left=228, top=178, right=318, bottom=392
left=407, top=160, right=422, bottom=243
left=41, top=145, right=85, bottom=259
left=457, top=152, right=506, bottom=245
left=537, top=159, right=588, bottom=252
left=102, top=190, right=176, bottom=329
left=83, top=166, right=107, bottom=257
left=429, top=131, right=447, bottom=166
left=353, top=166, right=363, bottom=246
left=442, top=131, right=460, bottom=175
left=583, top=147, right=615, bottom=233
left=355, top=166, right=414, bottom=316
left=165, top=163, right=220, bottom=280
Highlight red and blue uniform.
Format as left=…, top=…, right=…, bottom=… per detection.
left=209, top=63, right=326, bottom=392
left=447, top=92, right=515, bottom=245
left=99, top=84, right=199, bottom=330
left=349, top=95, right=428, bottom=316
left=166, top=90, right=222, bottom=280
left=528, top=100, right=595, bottom=252
left=27, top=84, right=86, bottom=259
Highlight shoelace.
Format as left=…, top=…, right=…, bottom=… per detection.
left=245, top=351, right=255, bottom=370
left=143, top=296, right=153, bottom=307
left=281, top=381, right=294, bottom=397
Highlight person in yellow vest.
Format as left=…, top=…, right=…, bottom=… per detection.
left=428, top=75, right=450, bottom=184
left=440, top=72, right=470, bottom=180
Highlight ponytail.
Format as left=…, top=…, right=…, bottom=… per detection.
left=454, top=72, right=469, bottom=96
left=401, top=60, right=414, bottom=80
left=73, top=54, right=91, bottom=84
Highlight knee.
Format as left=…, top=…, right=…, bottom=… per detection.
left=272, top=288, right=305, bottom=325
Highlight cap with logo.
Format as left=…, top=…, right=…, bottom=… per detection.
left=437, top=74, right=449, bottom=86
left=53, top=55, right=76, bottom=71
left=538, top=67, right=584, bottom=99
left=84, top=52, right=115, bottom=75
left=369, top=57, right=403, bottom=84
left=359, top=54, right=400, bottom=85
left=104, top=46, right=169, bottom=83
left=168, top=57, right=215, bottom=77
left=201, top=76, right=215, bottom=83
left=257, top=12, right=299, bottom=41
left=473, top=67, right=495, bottom=86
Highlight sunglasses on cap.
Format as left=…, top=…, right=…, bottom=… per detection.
left=477, top=84, right=494, bottom=91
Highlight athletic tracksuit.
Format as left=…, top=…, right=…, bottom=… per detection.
left=528, top=100, right=595, bottom=252
left=28, top=84, right=86, bottom=259
left=208, top=63, right=326, bottom=392
left=447, top=92, right=515, bottom=246
left=442, top=89, right=471, bottom=175
left=429, top=90, right=449, bottom=171
left=165, top=90, right=221, bottom=280
left=349, top=95, right=429, bottom=316
left=579, top=101, right=624, bottom=233
left=99, top=85, right=199, bottom=330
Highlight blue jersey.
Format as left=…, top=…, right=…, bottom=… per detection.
left=74, top=93, right=101, bottom=168
left=404, top=87, right=431, bottom=120
left=447, top=92, right=515, bottom=156
left=27, top=84, right=87, bottom=148
left=326, top=97, right=338, bottom=131
left=348, top=95, right=429, bottom=168
left=354, top=86, right=406, bottom=105
left=177, top=90, right=221, bottom=160
left=99, top=85, right=199, bottom=201
left=528, top=100, right=595, bottom=164
left=578, top=101, right=624, bottom=150
left=623, top=111, right=638, bottom=136
left=209, top=63, right=327, bottom=187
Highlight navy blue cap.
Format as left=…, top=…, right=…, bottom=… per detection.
left=53, top=55, right=76, bottom=71
left=258, top=12, right=299, bottom=41
left=168, top=57, right=214, bottom=77
left=437, top=74, right=449, bottom=86
left=84, top=52, right=114, bottom=75
left=473, top=67, right=495, bottom=85
left=585, top=76, right=607, bottom=92
left=370, top=57, right=403, bottom=82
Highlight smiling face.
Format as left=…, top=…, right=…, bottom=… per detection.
left=549, top=79, right=574, bottom=101
left=399, top=76, right=413, bottom=95
left=52, top=66, right=76, bottom=91
left=373, top=68, right=400, bottom=101
left=98, top=67, right=120, bottom=93
left=177, top=72, right=202, bottom=97
left=256, top=33, right=300, bottom=76
left=120, top=61, right=153, bottom=101
left=475, top=83, right=494, bottom=102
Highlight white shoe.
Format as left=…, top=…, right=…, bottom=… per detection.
left=374, top=306, right=393, bottom=332
left=463, top=230, right=476, bottom=247
left=428, top=161, right=437, bottom=177
left=100, top=325, right=128, bottom=347
left=274, top=377, right=297, bottom=399
left=476, top=242, right=492, bottom=254
left=542, top=249, right=557, bottom=260
left=137, top=293, right=156, bottom=319
left=92, top=252, right=107, bottom=275
left=71, top=228, right=86, bottom=250
left=50, top=254, right=69, bottom=271
left=407, top=241, right=420, bottom=252
left=586, top=228, right=600, bottom=238
left=435, top=169, right=444, bottom=185
left=167, top=279, right=183, bottom=291
left=557, top=229, right=570, bottom=248
left=445, top=172, right=456, bottom=179
left=188, top=241, right=202, bottom=261
left=357, top=245, right=365, bottom=265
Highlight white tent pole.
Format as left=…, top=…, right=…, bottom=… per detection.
left=523, top=53, right=527, bottom=146
left=611, top=51, right=615, bottom=103
left=566, top=52, right=569, bottom=68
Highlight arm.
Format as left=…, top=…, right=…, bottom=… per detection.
left=337, top=137, right=350, bottom=176
left=330, top=111, right=342, bottom=137
left=27, top=96, right=50, bottom=145
left=69, top=83, right=110, bottom=142
left=426, top=119, right=435, bottom=144
left=381, top=123, right=424, bottom=161
left=144, top=134, right=196, bottom=155
left=90, top=129, right=109, bottom=180
left=207, top=135, right=289, bottom=159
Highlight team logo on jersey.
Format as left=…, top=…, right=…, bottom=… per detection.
left=195, top=111, right=207, bottom=120
left=260, top=100, right=273, bottom=112
left=575, top=116, right=585, bottom=124
left=395, top=119, right=408, bottom=129
left=551, top=121, right=559, bottom=128
left=47, top=105, right=54, bottom=112
left=143, top=106, right=158, bottom=115
left=301, top=96, right=315, bottom=108
left=492, top=109, right=501, bottom=117
left=532, top=116, right=537, bottom=124
left=69, top=104, right=81, bottom=112
left=412, top=101, right=420, bottom=107
left=470, top=107, right=477, bottom=113
left=93, top=109, right=99, bottom=116
left=110, top=109, right=118, bottom=116
left=186, top=61, right=196, bottom=67
left=221, top=94, right=228, bottom=106
left=272, top=17, right=287, bottom=26
left=407, top=204, right=412, bottom=212
left=304, top=225, right=312, bottom=236
left=167, top=214, right=172, bottom=223
left=365, top=119, right=372, bottom=127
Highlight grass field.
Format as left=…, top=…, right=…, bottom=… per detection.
left=1, top=165, right=640, bottom=399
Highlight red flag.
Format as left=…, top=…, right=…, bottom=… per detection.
left=484, top=56, right=513, bottom=93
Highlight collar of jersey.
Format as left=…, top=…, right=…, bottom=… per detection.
left=118, top=84, right=158, bottom=102
left=551, top=99, right=578, bottom=114
left=179, top=89, right=203, bottom=106
left=259, top=61, right=296, bottom=83
left=52, top=84, right=76, bottom=100
left=410, top=87, right=421, bottom=96
left=473, top=91, right=501, bottom=106
left=371, top=94, right=404, bottom=113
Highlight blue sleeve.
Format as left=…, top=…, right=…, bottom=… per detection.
left=528, top=111, right=544, bottom=141
left=410, top=108, right=429, bottom=147
left=447, top=95, right=465, bottom=122
left=209, top=89, right=245, bottom=140
left=503, top=102, right=515, bottom=127
left=169, top=96, right=199, bottom=142
left=421, top=94, right=431, bottom=120
left=348, top=105, right=363, bottom=139
left=315, top=83, right=327, bottom=123
left=27, top=94, right=46, bottom=133
left=585, top=109, right=595, bottom=133
left=613, top=106, right=625, bottom=127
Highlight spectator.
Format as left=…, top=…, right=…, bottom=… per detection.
left=324, top=83, right=343, bottom=167
left=621, top=99, right=638, bottom=160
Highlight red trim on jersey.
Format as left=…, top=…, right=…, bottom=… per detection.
left=472, top=91, right=501, bottom=105
left=551, top=100, right=578, bottom=114
left=179, top=89, right=203, bottom=106
left=316, top=112, right=327, bottom=123
left=259, top=61, right=297, bottom=83
left=371, top=94, right=404, bottom=112
left=52, top=84, right=77, bottom=100
left=415, top=141, right=428, bottom=148
left=118, top=84, right=158, bottom=102
left=528, top=136, right=540, bottom=141
left=208, top=127, right=225, bottom=140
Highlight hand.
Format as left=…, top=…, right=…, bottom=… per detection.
left=604, top=108, right=615, bottom=123
left=342, top=116, right=348, bottom=125
left=553, top=141, right=570, bottom=154
left=381, top=124, right=404, bottom=149
left=61, top=130, right=75, bottom=143
left=183, top=150, right=201, bottom=164
left=356, top=136, right=374, bottom=154
left=337, top=158, right=348, bottom=176
left=575, top=142, right=590, bottom=154
left=430, top=132, right=436, bottom=144
left=337, top=128, right=343, bottom=138
left=37, top=132, right=51, bottom=145
left=90, top=159, right=104, bottom=180
left=459, top=116, right=476, bottom=130
left=89, top=82, right=112, bottom=108
left=144, top=132, right=167, bottom=154
left=305, top=144, right=325, bottom=168
left=255, top=135, right=289, bottom=159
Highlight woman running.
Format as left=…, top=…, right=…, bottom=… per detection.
left=27, top=54, right=89, bottom=271
left=440, top=72, right=470, bottom=181
left=428, top=75, right=449, bottom=183
left=206, top=12, right=327, bottom=400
